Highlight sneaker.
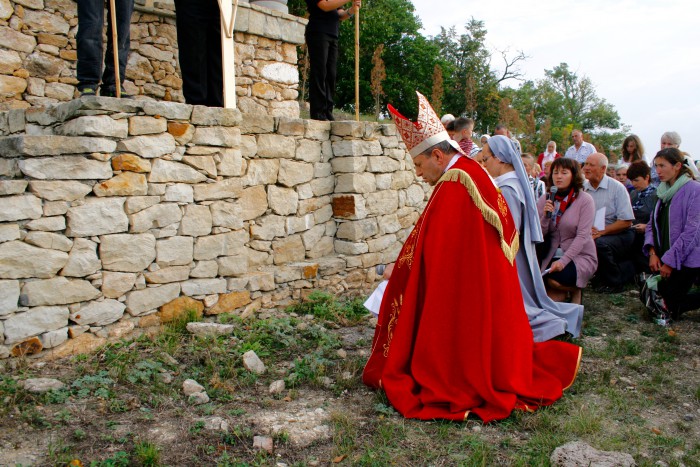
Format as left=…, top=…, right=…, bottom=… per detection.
left=79, top=87, right=97, bottom=97
left=101, top=87, right=133, bottom=98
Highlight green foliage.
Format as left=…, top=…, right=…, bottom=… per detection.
left=126, top=360, right=165, bottom=385
left=133, top=440, right=161, bottom=466
left=90, top=451, right=130, bottom=467
left=72, top=371, right=115, bottom=399
left=286, top=291, right=368, bottom=324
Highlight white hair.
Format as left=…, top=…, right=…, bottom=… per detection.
left=440, top=114, right=455, bottom=125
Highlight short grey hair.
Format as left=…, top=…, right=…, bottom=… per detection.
left=417, top=140, right=456, bottom=158
left=547, top=140, right=556, bottom=148
left=661, top=131, right=681, bottom=146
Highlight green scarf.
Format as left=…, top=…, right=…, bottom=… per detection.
left=656, top=174, right=692, bottom=203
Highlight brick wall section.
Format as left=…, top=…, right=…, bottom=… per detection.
left=0, top=0, right=307, bottom=116
left=0, top=98, right=428, bottom=360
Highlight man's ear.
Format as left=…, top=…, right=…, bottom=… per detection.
left=431, top=148, right=445, bottom=163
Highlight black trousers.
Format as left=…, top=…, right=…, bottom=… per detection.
left=173, top=0, right=223, bottom=107
left=594, top=230, right=636, bottom=287
left=306, top=31, right=338, bottom=120
left=658, top=267, right=700, bottom=318
left=76, top=0, right=134, bottom=91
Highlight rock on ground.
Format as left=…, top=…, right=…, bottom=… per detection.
left=550, top=441, right=635, bottom=467
left=182, top=379, right=205, bottom=396
left=251, top=407, right=330, bottom=447
left=186, top=322, right=235, bottom=337
left=22, top=377, right=65, bottom=393
left=243, top=350, right=266, bottom=374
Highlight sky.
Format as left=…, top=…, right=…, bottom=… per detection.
left=410, top=0, right=700, bottom=162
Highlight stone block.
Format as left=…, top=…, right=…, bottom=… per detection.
left=217, top=148, right=244, bottom=177
left=243, top=159, right=279, bottom=186
left=24, top=231, right=72, bottom=252
left=117, top=133, right=177, bottom=159
left=149, top=159, right=207, bottom=183
left=142, top=100, right=193, bottom=120
left=25, top=216, right=66, bottom=232
left=331, top=194, right=367, bottom=219
left=315, top=205, right=334, bottom=225
left=102, top=271, right=136, bottom=298
left=237, top=114, right=274, bottom=134
left=164, top=183, right=194, bottom=203
left=10, top=337, right=43, bottom=357
left=180, top=204, right=212, bottom=237
left=93, top=172, right=148, bottom=197
left=277, top=117, right=304, bottom=136
left=167, top=121, right=194, bottom=144
left=0, top=224, right=20, bottom=243
left=217, top=255, right=247, bottom=276
left=206, top=291, right=251, bottom=315
left=332, top=140, right=383, bottom=157
left=2, top=27, right=37, bottom=54
left=194, top=230, right=248, bottom=260
left=60, top=238, right=101, bottom=277
left=391, top=171, right=415, bottom=190
left=210, top=201, right=244, bottom=230
left=66, top=198, right=128, bottom=237
left=334, top=239, right=369, bottom=256
left=237, top=185, right=268, bottom=220
left=127, top=283, right=181, bottom=316
left=128, top=115, right=167, bottom=135
left=335, top=173, right=376, bottom=193
left=70, top=299, right=125, bottom=326
left=3, top=306, right=69, bottom=344
left=317, top=256, right=346, bottom=276
left=0, top=241, right=68, bottom=279
left=191, top=106, right=241, bottom=126
left=304, top=119, right=330, bottom=140
left=193, top=178, right=243, bottom=202
left=405, top=184, right=426, bottom=207
left=20, top=156, right=112, bottom=180
left=246, top=271, right=276, bottom=291
left=21, top=277, right=100, bottom=307
left=124, top=196, right=160, bottom=214
left=145, top=265, right=190, bottom=284
left=156, top=236, right=194, bottom=267
left=367, top=156, right=401, bottom=173
left=129, top=203, right=183, bottom=233
left=0, top=135, right=116, bottom=156
left=0, top=75, right=27, bottom=97
left=310, top=176, right=334, bottom=197
left=331, top=156, right=367, bottom=173
left=56, top=115, right=128, bottom=138
left=46, top=332, right=107, bottom=360
left=0, top=280, right=20, bottom=316
left=112, top=153, right=151, bottom=173
left=268, top=185, right=298, bottom=215
left=191, top=126, right=240, bottom=147
left=100, top=233, right=156, bottom=272
left=366, top=190, right=399, bottom=215
left=29, top=180, right=92, bottom=201
left=0, top=194, right=43, bottom=222
left=278, top=159, right=313, bottom=187
left=367, top=234, right=397, bottom=253
left=0, top=180, right=28, bottom=195
left=43, top=201, right=69, bottom=216
left=240, top=135, right=257, bottom=158
left=250, top=214, right=285, bottom=241
left=181, top=279, right=227, bottom=296
left=336, top=218, right=379, bottom=241
left=190, top=260, right=218, bottom=278
left=295, top=139, right=322, bottom=162
left=256, top=134, right=295, bottom=159
left=331, top=121, right=364, bottom=137
left=182, top=155, right=217, bottom=177
left=272, top=235, right=304, bottom=264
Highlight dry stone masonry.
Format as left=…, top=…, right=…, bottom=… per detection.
left=0, top=0, right=306, bottom=116
left=0, top=97, right=428, bottom=360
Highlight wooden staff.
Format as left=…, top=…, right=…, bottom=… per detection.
left=354, top=9, right=360, bottom=121
left=109, top=0, right=121, bottom=97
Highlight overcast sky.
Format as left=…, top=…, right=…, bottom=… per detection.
left=410, top=0, right=700, bottom=162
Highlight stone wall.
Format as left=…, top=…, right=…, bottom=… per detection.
left=0, top=0, right=306, bottom=116
left=0, top=97, right=427, bottom=360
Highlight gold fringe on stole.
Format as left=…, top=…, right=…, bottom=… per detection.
left=437, top=169, right=519, bottom=265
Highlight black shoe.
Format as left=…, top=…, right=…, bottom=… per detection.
left=79, top=87, right=97, bottom=97
left=326, top=112, right=335, bottom=121
left=101, top=87, right=133, bottom=98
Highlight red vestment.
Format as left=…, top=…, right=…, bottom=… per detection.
left=362, top=156, right=582, bottom=422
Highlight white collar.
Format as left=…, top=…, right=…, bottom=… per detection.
left=444, top=154, right=461, bottom=172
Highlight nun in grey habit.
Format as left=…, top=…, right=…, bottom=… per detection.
left=483, top=135, right=583, bottom=341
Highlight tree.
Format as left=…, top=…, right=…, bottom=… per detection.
left=430, top=64, right=444, bottom=115
left=371, top=44, right=387, bottom=119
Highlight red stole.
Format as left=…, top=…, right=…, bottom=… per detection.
left=362, top=156, right=581, bottom=422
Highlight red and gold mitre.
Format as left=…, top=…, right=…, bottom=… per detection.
left=388, top=91, right=463, bottom=157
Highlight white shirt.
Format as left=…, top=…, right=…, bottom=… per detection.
left=564, top=142, right=596, bottom=165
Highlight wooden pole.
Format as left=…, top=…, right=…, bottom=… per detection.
left=218, top=0, right=238, bottom=109
left=354, top=10, right=360, bottom=121
left=109, top=0, right=121, bottom=97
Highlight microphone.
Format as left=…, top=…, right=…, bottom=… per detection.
left=546, top=186, right=558, bottom=218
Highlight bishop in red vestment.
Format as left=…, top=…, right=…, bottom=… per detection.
left=362, top=92, right=582, bottom=422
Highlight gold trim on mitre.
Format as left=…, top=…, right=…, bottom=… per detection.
left=389, top=91, right=464, bottom=157
left=437, top=168, right=519, bottom=265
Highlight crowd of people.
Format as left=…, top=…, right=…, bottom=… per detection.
left=439, top=114, right=700, bottom=323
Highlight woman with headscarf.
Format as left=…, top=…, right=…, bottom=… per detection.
left=537, top=141, right=560, bottom=177
left=644, top=148, right=700, bottom=321
left=482, top=135, right=584, bottom=341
